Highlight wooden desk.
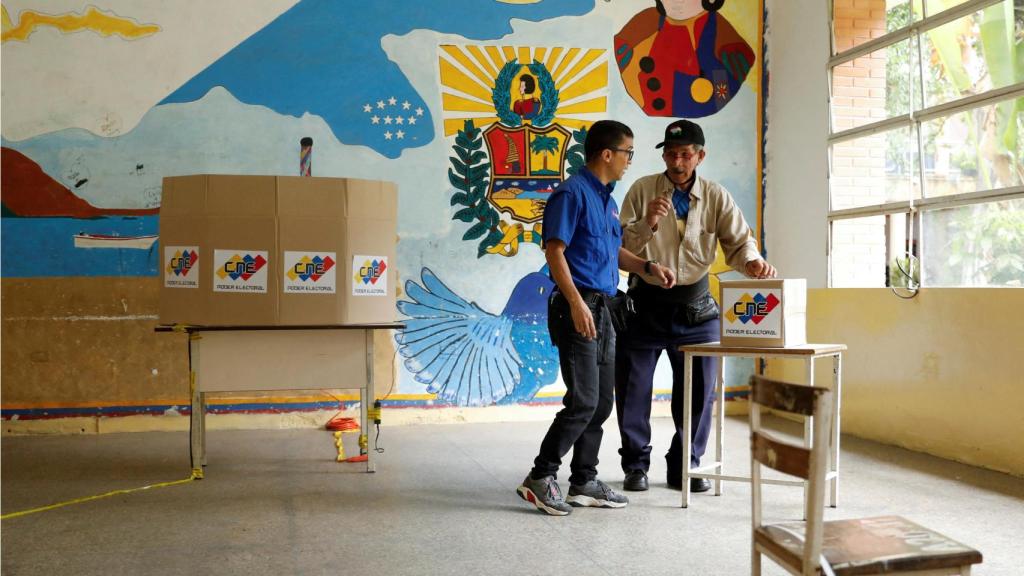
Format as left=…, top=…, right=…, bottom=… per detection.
left=678, top=342, right=846, bottom=508
left=156, top=323, right=405, bottom=477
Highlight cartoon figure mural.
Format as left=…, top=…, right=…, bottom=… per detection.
left=439, top=45, right=608, bottom=258
left=396, top=267, right=559, bottom=406
left=615, top=0, right=755, bottom=117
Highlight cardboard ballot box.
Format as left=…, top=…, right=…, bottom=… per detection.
left=159, top=175, right=397, bottom=326
left=719, top=279, right=806, bottom=348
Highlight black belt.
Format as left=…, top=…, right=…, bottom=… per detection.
left=628, top=273, right=709, bottom=305
left=579, top=289, right=611, bottom=308
left=552, top=287, right=634, bottom=335
left=553, top=288, right=612, bottom=308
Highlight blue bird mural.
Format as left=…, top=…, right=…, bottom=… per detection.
left=395, top=267, right=560, bottom=406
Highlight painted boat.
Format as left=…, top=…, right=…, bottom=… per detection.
left=73, top=233, right=158, bottom=249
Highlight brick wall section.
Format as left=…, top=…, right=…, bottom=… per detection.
left=830, top=0, right=889, bottom=286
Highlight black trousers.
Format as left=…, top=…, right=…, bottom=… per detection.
left=614, top=317, right=720, bottom=476
left=615, top=276, right=720, bottom=476
left=531, top=292, right=615, bottom=486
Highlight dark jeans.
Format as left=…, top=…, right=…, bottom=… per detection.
left=531, top=292, right=615, bottom=486
left=615, top=317, right=720, bottom=477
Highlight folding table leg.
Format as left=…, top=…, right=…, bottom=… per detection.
left=681, top=356, right=693, bottom=508
left=200, top=392, right=208, bottom=467
left=714, top=356, right=724, bottom=496
left=802, top=356, right=815, bottom=519
left=189, top=333, right=204, bottom=479
left=364, top=329, right=376, bottom=473
left=830, top=352, right=842, bottom=507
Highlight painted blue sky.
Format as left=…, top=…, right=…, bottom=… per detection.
left=159, top=0, right=594, bottom=159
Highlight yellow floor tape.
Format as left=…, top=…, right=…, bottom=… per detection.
left=1, top=470, right=200, bottom=520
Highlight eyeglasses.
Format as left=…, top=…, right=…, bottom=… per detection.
left=611, top=148, right=634, bottom=161
left=664, top=151, right=700, bottom=161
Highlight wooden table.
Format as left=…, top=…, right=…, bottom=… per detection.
left=679, top=342, right=846, bottom=508
left=156, top=323, right=405, bottom=477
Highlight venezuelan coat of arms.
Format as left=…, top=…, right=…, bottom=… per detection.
left=439, top=45, right=609, bottom=257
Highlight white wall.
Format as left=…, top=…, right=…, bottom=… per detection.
left=764, top=0, right=830, bottom=288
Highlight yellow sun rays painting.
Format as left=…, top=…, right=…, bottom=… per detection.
left=439, top=45, right=609, bottom=258
left=440, top=44, right=609, bottom=136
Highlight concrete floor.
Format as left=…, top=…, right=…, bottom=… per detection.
left=2, top=415, right=1023, bottom=575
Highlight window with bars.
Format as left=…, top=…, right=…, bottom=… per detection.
left=827, top=0, right=1024, bottom=288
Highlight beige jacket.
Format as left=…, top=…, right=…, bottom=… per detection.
left=620, top=172, right=760, bottom=286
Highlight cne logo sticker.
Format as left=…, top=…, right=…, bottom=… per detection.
left=284, top=251, right=337, bottom=293
left=213, top=250, right=268, bottom=293
left=352, top=255, right=387, bottom=296
left=724, top=292, right=780, bottom=325
left=164, top=246, right=199, bottom=288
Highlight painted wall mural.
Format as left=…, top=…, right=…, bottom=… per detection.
left=2, top=3, right=167, bottom=276
left=614, top=0, right=755, bottom=117
left=1, top=0, right=764, bottom=409
left=0, top=0, right=595, bottom=278
left=1, top=5, right=159, bottom=42
left=396, top=267, right=558, bottom=406
left=440, top=44, right=608, bottom=257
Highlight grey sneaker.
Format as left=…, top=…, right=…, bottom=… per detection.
left=566, top=478, right=629, bottom=508
left=517, top=475, right=572, bottom=516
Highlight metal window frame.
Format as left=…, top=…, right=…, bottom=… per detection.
left=828, top=186, right=1024, bottom=222
left=825, top=0, right=1023, bottom=288
left=829, top=83, right=1024, bottom=146
left=828, top=0, right=1004, bottom=65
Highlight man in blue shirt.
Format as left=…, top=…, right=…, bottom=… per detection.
left=517, top=120, right=676, bottom=516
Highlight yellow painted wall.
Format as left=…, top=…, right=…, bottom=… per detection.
left=767, top=288, right=1024, bottom=477
left=0, top=277, right=397, bottom=433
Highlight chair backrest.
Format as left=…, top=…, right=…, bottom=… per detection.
left=749, top=375, right=834, bottom=574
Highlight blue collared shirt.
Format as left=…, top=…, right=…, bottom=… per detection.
left=542, top=167, right=622, bottom=295
left=672, top=187, right=691, bottom=219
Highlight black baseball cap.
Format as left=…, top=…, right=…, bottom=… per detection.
left=655, top=119, right=705, bottom=148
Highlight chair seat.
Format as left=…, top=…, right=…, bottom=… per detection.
left=754, top=515, right=983, bottom=575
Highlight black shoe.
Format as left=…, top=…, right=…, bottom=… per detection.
left=690, top=478, right=712, bottom=493
left=666, top=476, right=711, bottom=492
left=623, top=470, right=649, bottom=491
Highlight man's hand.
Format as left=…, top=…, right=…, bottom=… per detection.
left=745, top=259, right=777, bottom=279
left=651, top=263, right=676, bottom=288
left=568, top=297, right=597, bottom=340
left=645, top=196, right=672, bottom=230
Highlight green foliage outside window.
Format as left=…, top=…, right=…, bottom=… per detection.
left=883, top=0, right=1024, bottom=286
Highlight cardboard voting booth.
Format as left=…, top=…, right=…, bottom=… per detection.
left=719, top=279, right=806, bottom=347
left=159, top=175, right=397, bottom=326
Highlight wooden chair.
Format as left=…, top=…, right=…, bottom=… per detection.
left=749, top=375, right=982, bottom=576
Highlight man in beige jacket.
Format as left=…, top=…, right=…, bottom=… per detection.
left=616, top=119, right=775, bottom=492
